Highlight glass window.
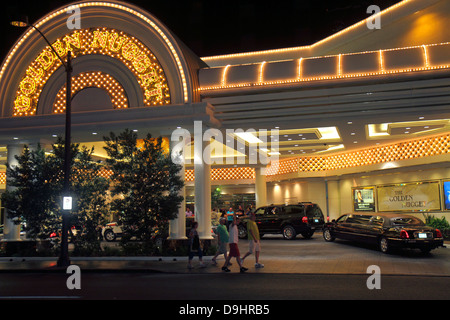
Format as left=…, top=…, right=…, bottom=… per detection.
left=336, top=215, right=348, bottom=223
left=286, top=205, right=303, bottom=214
left=254, top=208, right=265, bottom=216
left=346, top=215, right=359, bottom=224
left=390, top=216, right=424, bottom=226
left=370, top=216, right=384, bottom=226
left=306, top=206, right=323, bottom=218
left=356, top=215, right=371, bottom=224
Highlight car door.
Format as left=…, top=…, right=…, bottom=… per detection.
left=366, top=216, right=385, bottom=244
left=261, top=206, right=282, bottom=233
left=333, top=215, right=352, bottom=239
left=339, top=214, right=361, bottom=240
left=350, top=215, right=373, bottom=243
left=253, top=207, right=266, bottom=232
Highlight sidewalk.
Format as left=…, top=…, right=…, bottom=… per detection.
left=1, top=242, right=449, bottom=276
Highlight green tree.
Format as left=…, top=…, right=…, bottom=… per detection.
left=1, top=144, right=62, bottom=239
left=1, top=139, right=109, bottom=255
left=65, top=145, right=110, bottom=255
left=103, top=129, right=184, bottom=251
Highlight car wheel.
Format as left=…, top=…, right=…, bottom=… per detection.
left=104, top=229, right=116, bottom=242
left=282, top=225, right=296, bottom=240
left=379, top=237, right=390, bottom=253
left=323, top=228, right=335, bottom=242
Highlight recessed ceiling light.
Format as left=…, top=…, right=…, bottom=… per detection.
left=351, top=132, right=355, bottom=135
left=92, top=132, right=98, bottom=135
left=419, top=116, right=424, bottom=119
left=347, top=121, right=353, bottom=124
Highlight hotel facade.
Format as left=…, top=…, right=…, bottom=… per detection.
left=0, top=0, right=449, bottom=240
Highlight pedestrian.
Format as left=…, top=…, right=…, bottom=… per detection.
left=222, top=214, right=248, bottom=273
left=241, top=213, right=264, bottom=268
left=226, top=207, right=234, bottom=228
left=211, top=217, right=228, bottom=265
left=185, top=207, right=193, bottom=217
left=187, top=221, right=206, bottom=269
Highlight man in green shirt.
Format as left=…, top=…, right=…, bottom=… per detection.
left=241, top=213, right=264, bottom=268
left=212, top=217, right=229, bottom=265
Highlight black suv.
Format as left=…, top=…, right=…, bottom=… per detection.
left=238, top=202, right=325, bottom=240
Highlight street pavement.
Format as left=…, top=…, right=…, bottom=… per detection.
left=0, top=235, right=449, bottom=276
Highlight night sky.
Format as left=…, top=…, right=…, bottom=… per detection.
left=0, top=0, right=402, bottom=61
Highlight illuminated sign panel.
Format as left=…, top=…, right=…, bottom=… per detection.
left=377, top=181, right=441, bottom=212
left=14, top=28, right=171, bottom=116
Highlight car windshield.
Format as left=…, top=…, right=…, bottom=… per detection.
left=390, top=217, right=424, bottom=226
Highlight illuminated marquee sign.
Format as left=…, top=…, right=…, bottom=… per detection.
left=14, top=27, right=171, bottom=116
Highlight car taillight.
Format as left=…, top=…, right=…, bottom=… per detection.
left=50, top=232, right=56, bottom=238
left=435, top=229, right=443, bottom=238
left=400, top=229, right=409, bottom=239
left=302, top=216, right=308, bottom=224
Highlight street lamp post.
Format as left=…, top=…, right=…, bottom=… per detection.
left=12, top=17, right=73, bottom=267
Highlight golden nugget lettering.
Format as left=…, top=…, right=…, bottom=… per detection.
left=14, top=28, right=170, bottom=116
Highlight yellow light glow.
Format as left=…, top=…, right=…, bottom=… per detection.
left=2, top=1, right=189, bottom=111
left=52, top=71, right=128, bottom=113
left=199, top=42, right=450, bottom=92
left=318, top=127, right=340, bottom=140
left=13, top=27, right=170, bottom=116
left=259, top=61, right=266, bottom=83
left=234, top=132, right=264, bottom=144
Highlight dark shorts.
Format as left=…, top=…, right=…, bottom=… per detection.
left=229, top=243, right=240, bottom=257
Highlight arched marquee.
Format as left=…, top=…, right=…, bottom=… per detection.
left=14, top=27, right=171, bottom=116
left=0, top=0, right=200, bottom=118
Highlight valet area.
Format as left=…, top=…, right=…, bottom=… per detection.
left=0, top=0, right=449, bottom=241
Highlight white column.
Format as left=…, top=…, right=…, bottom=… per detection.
left=168, top=136, right=187, bottom=240
left=194, top=126, right=212, bottom=239
left=2, top=144, right=23, bottom=241
left=255, top=167, right=267, bottom=208
left=326, top=179, right=341, bottom=221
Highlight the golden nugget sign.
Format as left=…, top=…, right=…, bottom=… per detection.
left=14, top=28, right=171, bottom=116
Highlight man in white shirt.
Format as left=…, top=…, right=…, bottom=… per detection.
left=222, top=214, right=248, bottom=273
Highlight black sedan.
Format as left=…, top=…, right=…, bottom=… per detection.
left=323, top=213, right=444, bottom=254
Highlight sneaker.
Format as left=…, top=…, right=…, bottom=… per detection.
left=199, top=263, right=207, bottom=268
left=187, top=264, right=193, bottom=269
left=240, top=267, right=248, bottom=273
left=222, top=267, right=231, bottom=272
left=255, top=263, right=264, bottom=268
left=211, top=259, right=217, bottom=266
